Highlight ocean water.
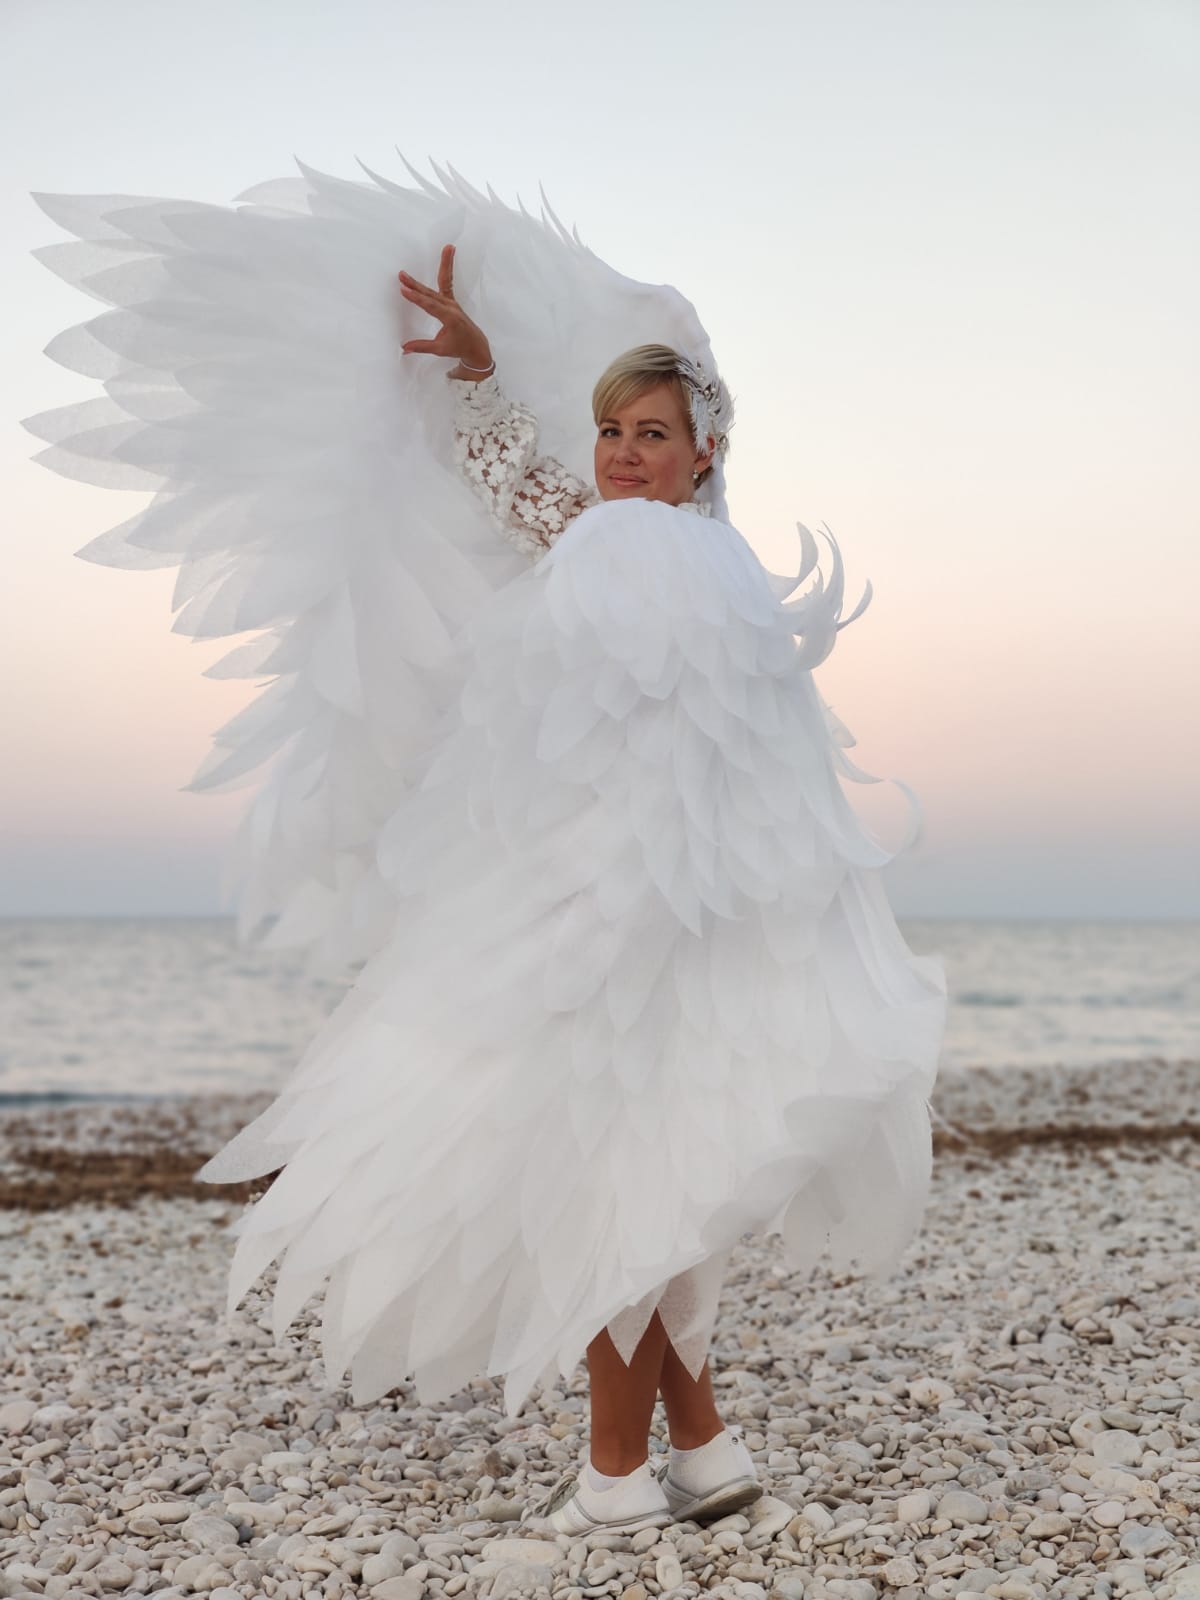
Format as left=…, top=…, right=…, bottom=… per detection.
left=0, top=917, right=1195, bottom=1102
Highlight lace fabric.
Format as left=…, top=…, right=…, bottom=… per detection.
left=450, top=372, right=709, bottom=557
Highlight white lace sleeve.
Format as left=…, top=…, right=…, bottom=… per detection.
left=450, top=373, right=598, bottom=559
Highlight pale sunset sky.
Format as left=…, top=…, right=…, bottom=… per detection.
left=1, top=0, right=1197, bottom=919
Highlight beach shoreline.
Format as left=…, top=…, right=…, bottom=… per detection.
left=2, top=1059, right=1198, bottom=1599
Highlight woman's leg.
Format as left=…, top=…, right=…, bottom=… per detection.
left=587, top=1309, right=727, bottom=1474
left=658, top=1337, right=725, bottom=1449
left=585, top=1314, right=670, bottom=1475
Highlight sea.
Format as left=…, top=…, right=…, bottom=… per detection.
left=0, top=917, right=1195, bottom=1104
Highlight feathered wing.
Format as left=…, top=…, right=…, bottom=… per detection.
left=22, top=159, right=718, bottom=972
left=196, top=499, right=945, bottom=1416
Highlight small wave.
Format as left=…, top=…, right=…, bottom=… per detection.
left=1079, top=989, right=1188, bottom=1010
left=956, top=988, right=1189, bottom=1011
left=0, top=1089, right=184, bottom=1107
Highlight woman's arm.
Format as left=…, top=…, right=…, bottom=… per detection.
left=400, top=246, right=596, bottom=558
left=449, top=372, right=596, bottom=558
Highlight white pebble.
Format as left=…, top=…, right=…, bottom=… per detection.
left=935, top=1489, right=989, bottom=1527
left=895, top=1489, right=931, bottom=1524
left=881, top=1555, right=919, bottom=1585
left=376, top=1574, right=432, bottom=1600
left=0, top=1399, right=37, bottom=1435
left=1091, top=1499, right=1127, bottom=1527
left=1090, top=1428, right=1143, bottom=1467
left=92, top=1558, right=134, bottom=1591
left=481, top=1539, right=560, bottom=1567
left=1024, top=1510, right=1071, bottom=1538
left=361, top=1553, right=406, bottom=1586
left=799, top=1502, right=835, bottom=1533
left=655, top=1551, right=684, bottom=1590
left=907, top=1377, right=955, bottom=1407
left=1119, top=1522, right=1174, bottom=1558
left=813, top=1516, right=867, bottom=1546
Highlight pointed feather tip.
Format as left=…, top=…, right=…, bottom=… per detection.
left=444, top=162, right=488, bottom=206
left=26, top=191, right=91, bottom=236
left=537, top=183, right=577, bottom=242
left=291, top=155, right=344, bottom=191
left=396, top=149, right=442, bottom=196
left=427, top=156, right=456, bottom=196
left=354, top=155, right=398, bottom=192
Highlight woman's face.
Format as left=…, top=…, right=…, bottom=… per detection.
left=594, top=382, right=713, bottom=506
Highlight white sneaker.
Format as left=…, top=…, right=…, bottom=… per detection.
left=655, top=1425, right=762, bottom=1522
left=534, top=1459, right=672, bottom=1535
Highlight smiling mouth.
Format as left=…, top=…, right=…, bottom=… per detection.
left=610, top=475, right=646, bottom=485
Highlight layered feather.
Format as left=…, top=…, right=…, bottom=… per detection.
left=196, top=499, right=945, bottom=1415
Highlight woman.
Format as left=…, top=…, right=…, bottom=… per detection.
left=398, top=245, right=759, bottom=1532
left=25, top=163, right=945, bottom=1541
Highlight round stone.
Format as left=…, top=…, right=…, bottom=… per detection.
left=881, top=1555, right=918, bottom=1586
left=1119, top=1523, right=1174, bottom=1558
left=1024, top=1511, right=1071, bottom=1538
left=481, top=1540, right=559, bottom=1568
left=896, top=1489, right=932, bottom=1524
left=936, top=1490, right=989, bottom=1527
left=477, top=1492, right=523, bottom=1521
left=0, top=1400, right=37, bottom=1435
left=366, top=1577, right=425, bottom=1600
left=1091, top=1500, right=1127, bottom=1527
left=361, top=1552, right=405, bottom=1586
left=769, top=1578, right=807, bottom=1600
left=179, top=1511, right=240, bottom=1551
left=799, top=1502, right=835, bottom=1533
left=92, top=1558, right=133, bottom=1591
left=907, top=1377, right=956, bottom=1407
left=1090, top=1429, right=1143, bottom=1467
left=656, top=1552, right=684, bottom=1590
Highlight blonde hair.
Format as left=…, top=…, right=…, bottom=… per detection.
left=591, top=344, right=717, bottom=486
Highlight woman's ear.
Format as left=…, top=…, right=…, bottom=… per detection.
left=695, top=434, right=716, bottom=474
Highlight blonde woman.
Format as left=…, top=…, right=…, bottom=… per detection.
left=28, top=165, right=944, bottom=1542
left=399, top=245, right=755, bottom=1532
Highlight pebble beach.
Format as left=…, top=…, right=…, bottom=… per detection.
left=2, top=1059, right=1199, bottom=1600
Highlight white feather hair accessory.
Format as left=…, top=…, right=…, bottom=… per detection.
left=675, top=351, right=734, bottom=460
left=674, top=352, right=734, bottom=520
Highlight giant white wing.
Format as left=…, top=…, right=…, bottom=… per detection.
left=23, top=159, right=720, bottom=971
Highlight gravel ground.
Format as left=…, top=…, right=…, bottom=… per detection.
left=1, top=1059, right=1198, bottom=1600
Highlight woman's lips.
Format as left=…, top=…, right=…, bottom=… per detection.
left=610, top=475, right=646, bottom=485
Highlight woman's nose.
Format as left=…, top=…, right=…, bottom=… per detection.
left=613, top=433, right=641, bottom=461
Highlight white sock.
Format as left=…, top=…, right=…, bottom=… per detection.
left=586, top=1458, right=637, bottom=1492
left=670, top=1427, right=726, bottom=1460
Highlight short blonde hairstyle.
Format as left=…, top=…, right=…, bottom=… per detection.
left=591, top=344, right=716, bottom=486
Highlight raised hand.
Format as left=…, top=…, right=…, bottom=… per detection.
left=398, top=244, right=494, bottom=378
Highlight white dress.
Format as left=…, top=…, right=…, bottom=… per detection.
left=448, top=371, right=732, bottom=1380
left=21, top=159, right=946, bottom=1418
